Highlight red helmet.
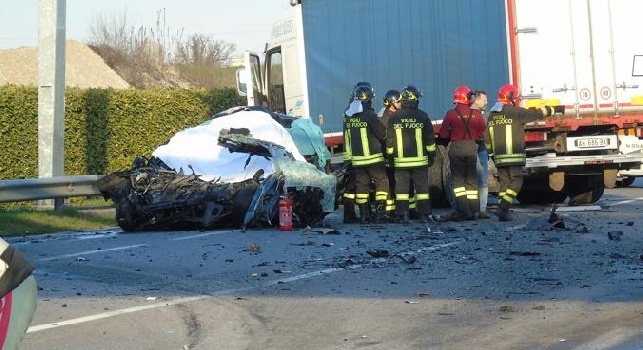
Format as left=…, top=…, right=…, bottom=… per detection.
left=453, top=85, right=472, bottom=104
left=498, top=84, right=520, bottom=105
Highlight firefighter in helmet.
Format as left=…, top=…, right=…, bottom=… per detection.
left=487, top=84, right=565, bottom=221
left=341, top=82, right=374, bottom=224
left=438, top=85, right=487, bottom=220
left=380, top=89, right=403, bottom=218
left=343, top=82, right=390, bottom=223
left=385, top=85, right=436, bottom=223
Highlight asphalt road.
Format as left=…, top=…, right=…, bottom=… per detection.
left=13, top=180, right=643, bottom=350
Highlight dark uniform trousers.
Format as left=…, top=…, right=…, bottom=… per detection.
left=497, top=165, right=523, bottom=206
left=395, top=166, right=430, bottom=216
left=449, top=140, right=479, bottom=219
left=354, top=164, right=389, bottom=206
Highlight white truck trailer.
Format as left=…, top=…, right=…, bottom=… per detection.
left=237, top=0, right=643, bottom=204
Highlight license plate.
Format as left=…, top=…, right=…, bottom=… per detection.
left=574, top=137, right=610, bottom=148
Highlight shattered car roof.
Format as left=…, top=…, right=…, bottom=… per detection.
left=153, top=107, right=307, bottom=183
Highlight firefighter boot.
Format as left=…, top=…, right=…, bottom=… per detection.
left=396, top=201, right=410, bottom=224
left=343, top=198, right=359, bottom=224
left=495, top=201, right=513, bottom=221
left=374, top=200, right=395, bottom=223
left=358, top=203, right=372, bottom=224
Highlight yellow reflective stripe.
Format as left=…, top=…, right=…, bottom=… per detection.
left=343, top=193, right=355, bottom=199
left=396, top=193, right=410, bottom=201
left=506, top=188, right=518, bottom=196
left=466, top=190, right=478, bottom=199
left=395, top=128, right=404, bottom=158
left=500, top=194, right=513, bottom=203
left=359, top=128, right=370, bottom=155
left=416, top=193, right=429, bottom=200
left=393, top=158, right=428, bottom=167
left=425, top=143, right=436, bottom=152
left=505, top=124, right=513, bottom=154
left=454, top=187, right=467, bottom=197
left=489, top=127, right=495, bottom=153
left=375, top=191, right=388, bottom=201
left=351, top=153, right=385, bottom=165
left=415, top=128, right=423, bottom=156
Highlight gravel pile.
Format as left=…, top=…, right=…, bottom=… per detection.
left=0, top=40, right=130, bottom=89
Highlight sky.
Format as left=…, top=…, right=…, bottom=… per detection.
left=0, top=0, right=293, bottom=55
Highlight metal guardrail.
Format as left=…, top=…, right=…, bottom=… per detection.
left=0, top=175, right=104, bottom=203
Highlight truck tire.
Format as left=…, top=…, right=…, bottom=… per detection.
left=429, top=144, right=450, bottom=208
left=616, top=176, right=635, bottom=187
left=566, top=175, right=604, bottom=205
left=517, top=176, right=567, bottom=205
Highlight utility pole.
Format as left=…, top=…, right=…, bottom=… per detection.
left=38, top=0, right=66, bottom=210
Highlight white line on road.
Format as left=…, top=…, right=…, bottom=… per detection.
left=27, top=240, right=462, bottom=333
left=571, top=327, right=641, bottom=350
left=170, top=230, right=237, bottom=241
left=607, top=196, right=643, bottom=207
left=36, top=244, right=147, bottom=262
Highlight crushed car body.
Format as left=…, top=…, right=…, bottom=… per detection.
left=97, top=106, right=336, bottom=232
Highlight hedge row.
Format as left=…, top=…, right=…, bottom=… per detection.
left=0, top=85, right=246, bottom=179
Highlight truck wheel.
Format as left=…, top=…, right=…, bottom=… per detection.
left=616, top=176, right=635, bottom=187
left=429, top=145, right=450, bottom=208
left=517, top=176, right=567, bottom=204
left=566, top=175, right=604, bottom=205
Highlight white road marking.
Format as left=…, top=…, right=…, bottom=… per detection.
left=170, top=230, right=236, bottom=241
left=608, top=196, right=643, bottom=207
left=571, top=327, right=641, bottom=350
left=36, top=244, right=147, bottom=262
left=27, top=240, right=462, bottom=333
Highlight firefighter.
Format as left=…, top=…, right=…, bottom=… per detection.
left=439, top=86, right=487, bottom=221
left=386, top=85, right=436, bottom=223
left=380, top=89, right=403, bottom=218
left=343, top=82, right=390, bottom=223
left=487, top=84, right=565, bottom=221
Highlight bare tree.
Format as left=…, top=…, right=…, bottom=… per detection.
left=87, top=7, right=238, bottom=88
left=173, top=34, right=236, bottom=67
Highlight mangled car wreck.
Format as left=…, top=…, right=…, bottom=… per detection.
left=97, top=107, right=336, bottom=232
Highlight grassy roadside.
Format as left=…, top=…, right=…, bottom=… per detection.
left=0, top=206, right=117, bottom=237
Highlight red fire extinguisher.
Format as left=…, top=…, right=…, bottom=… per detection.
left=279, top=195, right=293, bottom=231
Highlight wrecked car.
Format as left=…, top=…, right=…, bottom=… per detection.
left=97, top=107, right=336, bottom=232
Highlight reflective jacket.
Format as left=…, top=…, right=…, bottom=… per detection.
left=386, top=105, right=436, bottom=168
left=487, top=102, right=554, bottom=166
left=343, top=103, right=387, bottom=167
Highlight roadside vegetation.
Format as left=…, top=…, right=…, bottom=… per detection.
left=1, top=7, right=242, bottom=237
left=88, top=8, right=239, bottom=89
left=0, top=208, right=116, bottom=237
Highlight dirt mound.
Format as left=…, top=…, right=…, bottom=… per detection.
left=0, top=40, right=130, bottom=89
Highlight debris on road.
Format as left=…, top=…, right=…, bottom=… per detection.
left=607, top=230, right=623, bottom=240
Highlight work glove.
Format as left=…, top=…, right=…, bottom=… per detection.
left=435, top=137, right=449, bottom=147
left=553, top=105, right=566, bottom=115
left=427, top=152, right=436, bottom=168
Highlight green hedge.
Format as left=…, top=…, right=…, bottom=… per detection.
left=0, top=85, right=245, bottom=179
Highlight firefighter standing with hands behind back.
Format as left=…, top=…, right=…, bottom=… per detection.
left=343, top=82, right=390, bottom=224
left=386, top=85, right=436, bottom=223
left=487, top=84, right=565, bottom=221
left=439, top=86, right=487, bottom=221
